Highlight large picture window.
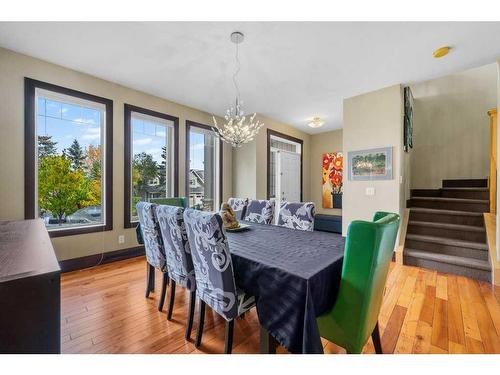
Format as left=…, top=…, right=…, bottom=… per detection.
left=186, top=121, right=222, bottom=211
left=124, top=104, right=179, bottom=227
left=24, top=78, right=113, bottom=237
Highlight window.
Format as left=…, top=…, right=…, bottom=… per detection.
left=24, top=78, right=113, bottom=237
left=186, top=121, right=222, bottom=211
left=267, top=129, right=303, bottom=201
left=124, top=104, right=179, bottom=227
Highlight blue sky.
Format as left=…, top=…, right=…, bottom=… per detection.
left=37, top=96, right=206, bottom=170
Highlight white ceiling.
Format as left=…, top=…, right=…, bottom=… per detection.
left=0, top=22, right=499, bottom=134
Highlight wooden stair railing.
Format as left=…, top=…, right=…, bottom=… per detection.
left=488, top=108, right=497, bottom=214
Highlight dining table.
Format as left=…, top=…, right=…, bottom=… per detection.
left=225, top=221, right=345, bottom=354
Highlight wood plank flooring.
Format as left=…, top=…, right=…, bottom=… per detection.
left=61, top=257, right=500, bottom=354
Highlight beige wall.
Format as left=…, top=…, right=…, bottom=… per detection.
left=410, top=64, right=497, bottom=189
left=342, top=84, right=404, bottom=235
left=310, top=130, right=343, bottom=215
left=0, top=47, right=232, bottom=261
left=232, top=141, right=257, bottom=199
left=496, top=59, right=500, bottom=261
left=232, top=114, right=312, bottom=201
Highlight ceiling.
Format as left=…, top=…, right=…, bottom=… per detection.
left=0, top=22, right=499, bottom=134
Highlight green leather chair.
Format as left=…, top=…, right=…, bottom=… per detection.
left=149, top=197, right=188, bottom=208
left=317, top=211, right=400, bottom=354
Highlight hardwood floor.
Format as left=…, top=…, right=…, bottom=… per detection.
left=61, top=257, right=500, bottom=354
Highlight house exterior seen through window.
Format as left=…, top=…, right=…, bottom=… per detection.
left=187, top=124, right=220, bottom=211
left=130, top=111, right=175, bottom=221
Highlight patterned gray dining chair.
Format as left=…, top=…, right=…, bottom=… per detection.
left=227, top=197, right=249, bottom=220
left=277, top=201, right=315, bottom=231
left=154, top=204, right=197, bottom=339
left=136, top=201, right=169, bottom=311
left=243, top=199, right=275, bottom=225
left=183, top=209, right=255, bottom=354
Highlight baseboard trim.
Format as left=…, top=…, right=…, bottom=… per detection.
left=59, top=246, right=145, bottom=273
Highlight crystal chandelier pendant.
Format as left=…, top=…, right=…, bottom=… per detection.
left=212, top=32, right=264, bottom=148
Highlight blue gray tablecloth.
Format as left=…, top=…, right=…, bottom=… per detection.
left=226, top=223, right=345, bottom=354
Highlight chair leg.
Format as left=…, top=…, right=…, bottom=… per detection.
left=185, top=291, right=196, bottom=340
left=195, top=299, right=206, bottom=348
left=371, top=321, right=383, bottom=354
left=158, top=273, right=169, bottom=311
left=224, top=320, right=234, bottom=354
left=167, top=280, right=176, bottom=320
left=145, top=263, right=155, bottom=298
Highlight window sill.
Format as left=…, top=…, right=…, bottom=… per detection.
left=47, top=224, right=112, bottom=238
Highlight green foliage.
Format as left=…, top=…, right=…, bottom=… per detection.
left=38, top=135, right=58, bottom=158
left=38, top=156, right=92, bottom=224
left=158, top=146, right=167, bottom=186
left=66, top=139, right=86, bottom=170
left=133, top=152, right=158, bottom=199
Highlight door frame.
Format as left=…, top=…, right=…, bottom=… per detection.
left=266, top=129, right=303, bottom=201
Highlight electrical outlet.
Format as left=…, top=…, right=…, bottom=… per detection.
left=118, top=235, right=125, bottom=244
left=365, top=187, right=375, bottom=196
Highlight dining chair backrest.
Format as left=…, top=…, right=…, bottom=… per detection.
left=244, top=199, right=275, bottom=225
left=317, top=211, right=400, bottom=353
left=136, top=201, right=167, bottom=272
left=227, top=197, right=249, bottom=220
left=154, top=205, right=196, bottom=291
left=277, top=201, right=315, bottom=231
left=183, top=209, right=239, bottom=321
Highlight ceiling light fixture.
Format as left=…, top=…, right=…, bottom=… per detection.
left=433, top=46, right=451, bottom=58
left=308, top=117, right=324, bottom=128
left=212, top=31, right=264, bottom=148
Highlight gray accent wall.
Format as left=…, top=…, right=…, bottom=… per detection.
left=409, top=63, right=497, bottom=189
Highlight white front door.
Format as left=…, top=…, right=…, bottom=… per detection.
left=276, top=150, right=301, bottom=203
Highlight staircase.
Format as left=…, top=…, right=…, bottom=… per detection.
left=404, top=178, right=491, bottom=281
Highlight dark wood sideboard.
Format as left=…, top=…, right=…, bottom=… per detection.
left=0, top=219, right=61, bottom=353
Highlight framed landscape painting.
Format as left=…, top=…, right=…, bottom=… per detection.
left=322, top=152, right=343, bottom=208
left=348, top=147, right=393, bottom=181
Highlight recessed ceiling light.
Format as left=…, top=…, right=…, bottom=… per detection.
left=433, top=46, right=451, bottom=59
left=308, top=117, right=324, bottom=128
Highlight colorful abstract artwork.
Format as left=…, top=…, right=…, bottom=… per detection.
left=322, top=152, right=343, bottom=209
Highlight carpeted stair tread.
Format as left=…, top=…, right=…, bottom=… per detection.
left=410, top=196, right=488, bottom=204
left=405, top=234, right=488, bottom=250
left=441, top=187, right=488, bottom=191
left=408, top=220, right=486, bottom=232
left=409, top=207, right=484, bottom=217
left=442, top=179, right=488, bottom=188
left=404, top=249, right=491, bottom=271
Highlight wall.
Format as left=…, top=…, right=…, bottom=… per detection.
left=497, top=59, right=500, bottom=261
left=410, top=64, right=497, bottom=189
left=310, top=130, right=343, bottom=215
left=232, top=114, right=312, bottom=201
left=342, top=84, right=404, bottom=235
left=232, top=141, right=257, bottom=199
left=0, top=47, right=232, bottom=261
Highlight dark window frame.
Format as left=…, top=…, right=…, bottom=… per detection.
left=185, top=120, right=223, bottom=209
left=24, top=77, right=113, bottom=237
left=124, top=104, right=179, bottom=228
left=266, top=128, right=303, bottom=201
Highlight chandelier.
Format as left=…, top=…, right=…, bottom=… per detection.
left=212, top=31, right=264, bottom=148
